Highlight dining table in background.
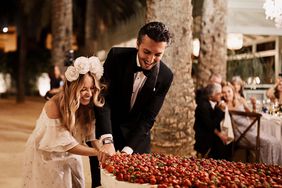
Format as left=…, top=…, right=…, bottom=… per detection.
left=260, top=113, right=282, bottom=142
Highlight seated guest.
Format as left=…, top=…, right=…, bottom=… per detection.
left=266, top=87, right=276, bottom=103
left=194, top=83, right=232, bottom=160
left=222, top=82, right=282, bottom=165
left=231, top=76, right=256, bottom=112
left=266, top=77, right=282, bottom=103
left=231, top=76, right=245, bottom=98
left=195, top=73, right=222, bottom=105
left=273, top=79, right=282, bottom=105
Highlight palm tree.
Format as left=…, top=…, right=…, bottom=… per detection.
left=80, top=0, right=146, bottom=55
left=51, top=0, right=72, bottom=72
left=0, top=0, right=51, bottom=103
left=17, top=0, right=50, bottom=102
left=196, top=0, right=227, bottom=88
left=146, top=0, right=196, bottom=156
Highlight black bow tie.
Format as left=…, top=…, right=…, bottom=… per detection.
left=134, top=66, right=151, bottom=76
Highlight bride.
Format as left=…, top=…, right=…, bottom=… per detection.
left=222, top=82, right=282, bottom=165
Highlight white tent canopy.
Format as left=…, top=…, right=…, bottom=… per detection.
left=227, top=0, right=282, bottom=36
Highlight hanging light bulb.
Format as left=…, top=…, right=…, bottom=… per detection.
left=2, top=27, right=8, bottom=33
left=0, top=73, right=7, bottom=94
left=192, top=38, right=200, bottom=57
left=227, top=33, right=243, bottom=50
left=37, top=73, right=50, bottom=97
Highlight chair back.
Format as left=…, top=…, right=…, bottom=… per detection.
left=229, top=110, right=262, bottom=162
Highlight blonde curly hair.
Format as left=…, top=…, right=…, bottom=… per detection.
left=59, top=72, right=106, bottom=136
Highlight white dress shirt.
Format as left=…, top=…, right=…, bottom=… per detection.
left=123, top=56, right=148, bottom=154
left=130, top=56, right=147, bottom=109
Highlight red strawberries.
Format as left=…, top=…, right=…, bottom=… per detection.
left=102, top=153, right=282, bottom=187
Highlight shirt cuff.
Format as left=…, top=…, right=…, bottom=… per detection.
left=99, top=134, right=113, bottom=141
left=122, top=146, right=133, bottom=154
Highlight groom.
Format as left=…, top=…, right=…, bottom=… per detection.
left=91, top=21, right=174, bottom=187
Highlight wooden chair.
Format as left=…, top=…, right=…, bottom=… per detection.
left=229, top=110, right=262, bottom=163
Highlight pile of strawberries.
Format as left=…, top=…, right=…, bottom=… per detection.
left=102, top=153, right=282, bottom=188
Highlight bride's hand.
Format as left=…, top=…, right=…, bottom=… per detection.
left=98, top=150, right=110, bottom=163
left=100, top=143, right=116, bottom=156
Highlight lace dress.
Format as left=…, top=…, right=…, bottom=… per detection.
left=233, top=104, right=282, bottom=165
left=22, top=108, right=95, bottom=188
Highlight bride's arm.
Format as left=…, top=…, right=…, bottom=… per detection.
left=67, top=144, right=110, bottom=162
left=68, top=144, right=99, bottom=156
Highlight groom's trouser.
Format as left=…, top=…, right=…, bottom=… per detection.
left=86, top=141, right=101, bottom=188
left=89, top=156, right=101, bottom=188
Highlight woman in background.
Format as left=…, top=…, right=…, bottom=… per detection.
left=222, top=82, right=282, bottom=165
left=274, top=79, right=282, bottom=105
left=231, top=76, right=256, bottom=112
left=45, top=65, right=64, bottom=100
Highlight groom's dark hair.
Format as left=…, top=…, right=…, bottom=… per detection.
left=137, top=21, right=173, bottom=46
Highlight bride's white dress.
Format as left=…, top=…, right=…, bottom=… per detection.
left=22, top=108, right=95, bottom=188
left=233, top=104, right=282, bottom=165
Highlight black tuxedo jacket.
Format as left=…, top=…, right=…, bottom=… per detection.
left=95, top=47, right=173, bottom=153
left=193, top=98, right=224, bottom=155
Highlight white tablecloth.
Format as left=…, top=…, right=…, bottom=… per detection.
left=261, top=113, right=282, bottom=142
left=101, top=169, right=156, bottom=188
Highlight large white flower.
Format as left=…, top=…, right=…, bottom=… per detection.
left=65, top=66, right=79, bottom=82
left=64, top=56, right=103, bottom=82
left=89, top=56, right=104, bottom=80
left=74, top=56, right=90, bottom=74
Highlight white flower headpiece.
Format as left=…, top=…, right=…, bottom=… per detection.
left=65, top=56, right=104, bottom=82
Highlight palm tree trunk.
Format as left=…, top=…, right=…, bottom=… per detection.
left=196, top=0, right=227, bottom=88
left=16, top=1, right=28, bottom=103
left=83, top=0, right=99, bottom=55
left=147, top=0, right=196, bottom=156
left=75, top=0, right=86, bottom=49
left=51, top=0, right=72, bottom=71
left=17, top=33, right=26, bottom=103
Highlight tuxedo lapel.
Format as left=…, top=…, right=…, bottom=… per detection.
left=120, top=52, right=137, bottom=112
left=142, top=62, right=160, bottom=92
left=132, top=63, right=160, bottom=111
